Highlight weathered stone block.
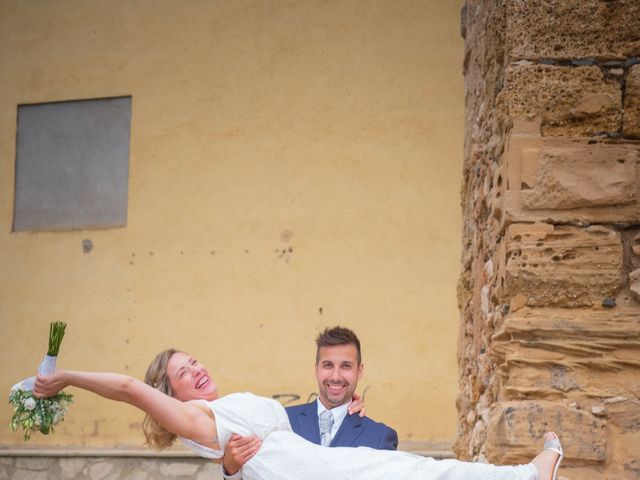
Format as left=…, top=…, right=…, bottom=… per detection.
left=196, top=462, right=224, bottom=480
left=14, top=458, right=54, bottom=471
left=497, top=223, right=623, bottom=307
left=12, top=471, right=47, bottom=480
left=158, top=461, right=200, bottom=477
left=497, top=64, right=622, bottom=136
left=124, top=470, right=149, bottom=480
left=491, top=307, right=640, bottom=399
left=491, top=122, right=640, bottom=228
left=88, top=462, right=113, bottom=480
left=608, top=398, right=640, bottom=433
left=505, top=0, right=640, bottom=60
left=605, top=399, right=640, bottom=478
left=485, top=401, right=606, bottom=464
left=140, top=460, right=159, bottom=473
left=624, top=64, right=640, bottom=139
left=630, top=268, right=640, bottom=299
left=520, top=141, right=637, bottom=210
left=60, top=457, right=87, bottom=479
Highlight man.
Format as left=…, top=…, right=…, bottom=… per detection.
left=222, top=326, right=398, bottom=479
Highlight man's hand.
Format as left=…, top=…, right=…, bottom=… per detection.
left=222, top=433, right=262, bottom=476
left=348, top=393, right=366, bottom=418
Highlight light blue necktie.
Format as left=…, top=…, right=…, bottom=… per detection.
left=319, top=410, right=334, bottom=447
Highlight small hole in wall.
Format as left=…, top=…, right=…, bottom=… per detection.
left=510, top=248, right=522, bottom=259
left=617, top=159, right=626, bottom=164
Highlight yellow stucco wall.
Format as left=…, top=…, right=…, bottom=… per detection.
left=0, top=0, right=464, bottom=449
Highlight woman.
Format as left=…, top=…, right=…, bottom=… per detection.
left=33, top=348, right=563, bottom=480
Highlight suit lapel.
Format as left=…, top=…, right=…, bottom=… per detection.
left=330, top=410, right=364, bottom=447
left=295, top=401, right=322, bottom=445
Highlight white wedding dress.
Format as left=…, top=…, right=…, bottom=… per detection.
left=180, top=393, right=537, bottom=480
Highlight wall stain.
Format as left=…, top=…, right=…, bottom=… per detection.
left=277, top=246, right=293, bottom=263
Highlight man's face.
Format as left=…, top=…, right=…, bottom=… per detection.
left=314, top=344, right=363, bottom=409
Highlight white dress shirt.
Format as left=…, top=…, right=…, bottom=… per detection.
left=316, top=399, right=351, bottom=439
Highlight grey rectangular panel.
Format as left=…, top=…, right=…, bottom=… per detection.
left=13, top=96, right=132, bottom=231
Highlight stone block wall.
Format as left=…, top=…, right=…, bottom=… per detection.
left=0, top=455, right=223, bottom=480
left=458, top=1, right=640, bottom=478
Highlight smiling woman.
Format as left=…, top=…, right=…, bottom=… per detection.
left=167, top=352, right=219, bottom=401
left=141, top=349, right=220, bottom=449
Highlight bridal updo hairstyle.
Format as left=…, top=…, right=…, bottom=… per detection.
left=142, top=348, right=180, bottom=449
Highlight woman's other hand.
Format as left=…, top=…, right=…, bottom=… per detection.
left=348, top=393, right=366, bottom=418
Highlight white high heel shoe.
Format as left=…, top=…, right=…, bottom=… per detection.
left=543, top=433, right=563, bottom=480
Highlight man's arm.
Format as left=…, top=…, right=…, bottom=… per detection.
left=378, top=426, right=399, bottom=451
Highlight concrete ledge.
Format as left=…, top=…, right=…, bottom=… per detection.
left=0, top=444, right=455, bottom=459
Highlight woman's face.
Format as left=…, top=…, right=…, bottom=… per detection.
left=166, top=352, right=219, bottom=402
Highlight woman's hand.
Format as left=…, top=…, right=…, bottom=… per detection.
left=348, top=393, right=366, bottom=418
left=33, top=370, right=68, bottom=398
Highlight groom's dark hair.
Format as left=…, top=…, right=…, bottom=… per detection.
left=315, top=326, right=362, bottom=365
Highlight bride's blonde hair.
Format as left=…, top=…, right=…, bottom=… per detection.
left=142, top=348, right=180, bottom=450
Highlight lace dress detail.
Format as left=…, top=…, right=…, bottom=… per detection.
left=180, top=392, right=538, bottom=480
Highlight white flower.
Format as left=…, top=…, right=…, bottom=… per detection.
left=23, top=397, right=36, bottom=411
left=12, top=384, right=25, bottom=392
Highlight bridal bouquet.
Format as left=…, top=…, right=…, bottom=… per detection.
left=9, top=322, right=73, bottom=441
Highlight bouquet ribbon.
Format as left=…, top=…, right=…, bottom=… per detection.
left=12, top=354, right=58, bottom=392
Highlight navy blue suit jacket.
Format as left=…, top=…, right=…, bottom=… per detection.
left=285, top=400, right=398, bottom=450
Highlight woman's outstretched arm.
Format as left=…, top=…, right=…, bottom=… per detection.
left=33, top=370, right=219, bottom=448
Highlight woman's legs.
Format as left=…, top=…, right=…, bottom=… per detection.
left=530, top=432, right=563, bottom=480
left=434, top=431, right=563, bottom=480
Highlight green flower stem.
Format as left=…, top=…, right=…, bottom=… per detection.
left=47, top=322, right=67, bottom=356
